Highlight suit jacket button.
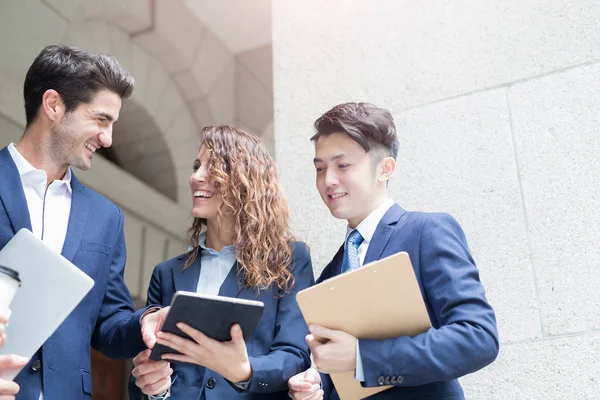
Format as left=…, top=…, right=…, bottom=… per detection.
left=390, top=376, right=397, bottom=384
left=397, top=375, right=404, bottom=384
left=206, top=377, right=217, bottom=389
left=384, top=376, right=391, bottom=384
left=31, top=360, right=42, bottom=371
left=377, top=376, right=385, bottom=385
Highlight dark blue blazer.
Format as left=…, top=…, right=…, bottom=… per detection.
left=0, top=147, right=148, bottom=400
left=129, top=242, right=314, bottom=400
left=318, top=204, right=499, bottom=400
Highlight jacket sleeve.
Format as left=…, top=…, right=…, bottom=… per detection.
left=358, top=213, right=499, bottom=387
left=320, top=372, right=335, bottom=398
left=128, top=265, right=165, bottom=400
left=91, top=209, right=150, bottom=359
left=245, top=242, right=315, bottom=394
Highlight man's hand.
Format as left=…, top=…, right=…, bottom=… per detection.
left=306, top=325, right=357, bottom=374
left=0, top=309, right=11, bottom=325
left=0, top=322, right=6, bottom=349
left=0, top=354, right=29, bottom=398
left=0, top=309, right=10, bottom=348
left=131, top=349, right=173, bottom=396
left=158, top=323, right=252, bottom=384
left=288, top=368, right=323, bottom=400
left=141, top=307, right=169, bottom=349
left=0, top=310, right=28, bottom=399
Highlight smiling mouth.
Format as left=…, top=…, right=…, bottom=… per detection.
left=328, top=192, right=347, bottom=200
left=84, top=143, right=99, bottom=153
left=194, top=191, right=214, bottom=199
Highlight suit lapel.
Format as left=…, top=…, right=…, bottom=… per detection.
left=364, top=203, right=406, bottom=264
left=330, top=245, right=345, bottom=278
left=0, top=147, right=32, bottom=233
left=173, top=255, right=202, bottom=293
left=218, top=261, right=243, bottom=298
left=317, top=245, right=344, bottom=283
left=61, top=174, right=91, bottom=261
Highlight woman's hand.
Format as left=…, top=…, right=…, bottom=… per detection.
left=158, top=323, right=252, bottom=383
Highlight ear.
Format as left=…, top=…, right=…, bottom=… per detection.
left=40, top=89, right=65, bottom=122
left=378, top=156, right=396, bottom=183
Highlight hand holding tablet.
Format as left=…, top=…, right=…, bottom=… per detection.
left=150, top=291, right=264, bottom=361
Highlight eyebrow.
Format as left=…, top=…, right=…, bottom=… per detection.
left=313, top=154, right=346, bottom=163
left=94, top=112, right=116, bottom=123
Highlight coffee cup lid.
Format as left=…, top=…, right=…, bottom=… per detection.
left=0, top=265, right=21, bottom=284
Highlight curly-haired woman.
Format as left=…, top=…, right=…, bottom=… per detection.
left=129, top=125, right=315, bottom=399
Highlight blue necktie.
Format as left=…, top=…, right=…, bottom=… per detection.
left=341, top=229, right=364, bottom=273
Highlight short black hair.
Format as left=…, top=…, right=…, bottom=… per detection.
left=312, top=102, right=398, bottom=160
left=23, top=45, right=134, bottom=126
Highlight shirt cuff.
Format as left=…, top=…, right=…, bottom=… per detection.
left=139, top=306, right=163, bottom=324
left=148, top=388, right=170, bottom=399
left=355, top=340, right=365, bottom=382
left=232, top=380, right=251, bottom=390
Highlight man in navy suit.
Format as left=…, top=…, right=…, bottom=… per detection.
left=288, top=102, right=499, bottom=399
left=0, top=45, right=164, bottom=399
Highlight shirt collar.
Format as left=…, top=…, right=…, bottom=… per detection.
left=345, top=199, right=395, bottom=244
left=7, top=143, right=72, bottom=193
left=197, top=232, right=234, bottom=256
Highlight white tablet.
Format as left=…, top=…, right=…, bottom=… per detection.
left=0, top=229, right=94, bottom=380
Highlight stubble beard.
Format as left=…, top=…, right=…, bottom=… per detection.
left=50, top=115, right=88, bottom=171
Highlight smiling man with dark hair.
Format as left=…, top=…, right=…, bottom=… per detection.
left=288, top=102, right=499, bottom=400
left=0, top=45, right=163, bottom=400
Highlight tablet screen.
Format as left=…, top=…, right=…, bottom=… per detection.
left=150, top=291, right=264, bottom=361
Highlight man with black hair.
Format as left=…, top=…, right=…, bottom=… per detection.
left=0, top=45, right=164, bottom=400
left=288, top=102, right=499, bottom=400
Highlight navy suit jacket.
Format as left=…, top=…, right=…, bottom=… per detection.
left=318, top=204, right=499, bottom=400
left=129, top=242, right=314, bottom=400
left=0, top=147, right=148, bottom=399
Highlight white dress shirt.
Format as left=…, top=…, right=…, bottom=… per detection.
left=8, top=143, right=72, bottom=400
left=344, top=199, right=395, bottom=382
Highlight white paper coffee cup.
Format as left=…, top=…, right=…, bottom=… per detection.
left=0, top=265, right=21, bottom=316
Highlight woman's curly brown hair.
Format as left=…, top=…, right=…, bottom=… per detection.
left=184, top=125, right=295, bottom=293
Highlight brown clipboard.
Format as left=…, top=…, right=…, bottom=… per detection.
left=296, top=252, right=432, bottom=400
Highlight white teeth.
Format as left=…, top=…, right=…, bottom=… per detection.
left=330, top=193, right=346, bottom=199
left=85, top=143, right=97, bottom=153
left=194, top=191, right=214, bottom=198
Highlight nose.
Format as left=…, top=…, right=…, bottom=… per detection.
left=190, top=168, right=207, bottom=183
left=324, top=168, right=339, bottom=187
left=98, top=127, right=113, bottom=148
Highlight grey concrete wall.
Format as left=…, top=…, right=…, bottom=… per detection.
left=272, top=1, right=600, bottom=398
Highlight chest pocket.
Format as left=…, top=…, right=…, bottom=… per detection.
left=81, top=241, right=110, bottom=255
left=76, top=241, right=111, bottom=281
